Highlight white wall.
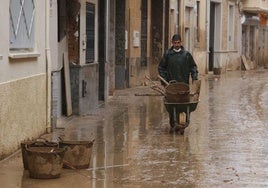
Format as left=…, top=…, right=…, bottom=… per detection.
left=0, top=1, right=46, bottom=83
left=0, top=0, right=48, bottom=159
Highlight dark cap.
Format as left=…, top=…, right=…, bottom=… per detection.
left=172, top=34, right=181, bottom=41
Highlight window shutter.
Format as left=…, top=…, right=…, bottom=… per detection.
left=10, top=0, right=35, bottom=49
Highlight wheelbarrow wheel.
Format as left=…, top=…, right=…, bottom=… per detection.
left=172, top=125, right=185, bottom=135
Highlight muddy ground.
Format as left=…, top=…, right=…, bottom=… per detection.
left=0, top=70, right=268, bottom=188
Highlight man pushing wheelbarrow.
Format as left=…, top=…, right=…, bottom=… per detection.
left=158, top=34, right=200, bottom=134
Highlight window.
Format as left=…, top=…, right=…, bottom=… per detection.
left=9, top=0, right=35, bottom=50
left=58, top=0, right=67, bottom=42
left=86, top=2, right=95, bottom=63
left=228, top=4, right=235, bottom=50
left=195, top=0, right=200, bottom=43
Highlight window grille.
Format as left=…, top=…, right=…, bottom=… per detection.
left=86, top=2, right=95, bottom=63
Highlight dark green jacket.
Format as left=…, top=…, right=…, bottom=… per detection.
left=158, top=46, right=198, bottom=84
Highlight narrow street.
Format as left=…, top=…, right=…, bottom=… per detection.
left=1, top=70, right=268, bottom=188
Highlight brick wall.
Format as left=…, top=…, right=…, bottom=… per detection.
left=68, top=18, right=79, bottom=64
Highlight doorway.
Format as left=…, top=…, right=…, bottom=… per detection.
left=151, top=0, right=164, bottom=78
left=209, top=2, right=221, bottom=72
left=98, top=0, right=106, bottom=101
left=141, top=0, right=148, bottom=67
left=115, top=0, right=126, bottom=89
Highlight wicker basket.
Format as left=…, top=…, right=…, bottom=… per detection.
left=165, top=82, right=190, bottom=103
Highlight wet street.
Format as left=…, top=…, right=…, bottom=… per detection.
left=1, top=70, right=268, bottom=188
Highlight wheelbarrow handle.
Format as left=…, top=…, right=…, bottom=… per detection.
left=157, top=75, right=169, bottom=86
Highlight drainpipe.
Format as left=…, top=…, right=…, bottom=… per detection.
left=105, top=0, right=110, bottom=102
left=237, top=0, right=242, bottom=55
left=206, top=0, right=209, bottom=73
left=178, top=0, right=180, bottom=33
left=45, top=0, right=52, bottom=133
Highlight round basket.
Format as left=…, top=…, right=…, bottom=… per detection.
left=21, top=140, right=58, bottom=170
left=59, top=140, right=94, bottom=169
left=165, top=82, right=190, bottom=103
left=26, top=147, right=65, bottom=179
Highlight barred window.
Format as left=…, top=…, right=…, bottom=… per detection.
left=228, top=4, right=235, bottom=50
left=86, top=2, right=95, bottom=63
left=9, top=0, right=35, bottom=50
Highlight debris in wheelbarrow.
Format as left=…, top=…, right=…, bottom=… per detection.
left=157, top=74, right=201, bottom=102
left=165, top=82, right=190, bottom=103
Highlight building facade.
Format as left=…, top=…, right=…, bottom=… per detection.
left=0, top=0, right=50, bottom=159
left=240, top=0, right=268, bottom=69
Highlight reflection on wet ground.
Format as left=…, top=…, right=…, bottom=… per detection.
left=1, top=70, right=268, bottom=187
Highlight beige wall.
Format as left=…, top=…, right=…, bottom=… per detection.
left=0, top=0, right=48, bottom=159
left=127, top=0, right=142, bottom=58
left=127, top=0, right=143, bottom=87
left=0, top=75, right=47, bottom=158
left=193, top=0, right=208, bottom=74
left=220, top=0, right=241, bottom=72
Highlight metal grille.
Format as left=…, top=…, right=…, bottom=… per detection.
left=86, top=2, right=95, bottom=63
left=10, top=0, right=35, bottom=49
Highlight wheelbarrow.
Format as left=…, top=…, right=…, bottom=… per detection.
left=160, top=77, right=201, bottom=134
left=164, top=99, right=199, bottom=135
left=146, top=75, right=201, bottom=134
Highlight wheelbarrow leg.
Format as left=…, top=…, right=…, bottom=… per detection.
left=177, top=106, right=190, bottom=135
left=185, top=105, right=190, bottom=125
left=171, top=107, right=185, bottom=135
left=169, top=107, right=177, bottom=128
left=169, top=106, right=177, bottom=128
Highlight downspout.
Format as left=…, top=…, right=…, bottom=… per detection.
left=105, top=0, right=110, bottom=102
left=45, top=0, right=52, bottom=133
left=237, top=0, right=243, bottom=73
left=206, top=0, right=209, bottom=73
left=178, top=0, right=180, bottom=34
left=237, top=0, right=242, bottom=55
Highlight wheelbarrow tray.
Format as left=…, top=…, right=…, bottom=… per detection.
left=164, top=98, right=199, bottom=114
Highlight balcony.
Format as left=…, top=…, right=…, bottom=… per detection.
left=241, top=0, right=268, bottom=13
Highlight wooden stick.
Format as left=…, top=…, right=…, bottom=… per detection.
left=63, top=160, right=91, bottom=178
left=150, top=86, right=166, bottom=96
left=145, top=75, right=156, bottom=86
left=145, top=75, right=166, bottom=95
left=157, top=75, right=169, bottom=86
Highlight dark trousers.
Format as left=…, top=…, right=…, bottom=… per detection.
left=169, top=109, right=190, bottom=127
